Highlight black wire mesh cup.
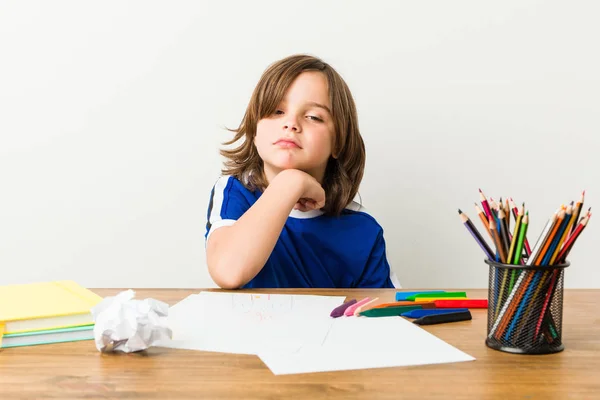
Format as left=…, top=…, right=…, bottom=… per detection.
left=485, top=259, right=570, bottom=354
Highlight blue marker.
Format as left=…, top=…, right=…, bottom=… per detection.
left=401, top=308, right=469, bottom=319
left=395, top=291, right=445, bottom=301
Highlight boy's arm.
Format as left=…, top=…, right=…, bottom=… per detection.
left=206, top=169, right=324, bottom=289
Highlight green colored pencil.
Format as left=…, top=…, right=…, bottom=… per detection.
left=507, top=204, right=524, bottom=264
left=513, top=212, right=529, bottom=265
left=509, top=212, right=529, bottom=292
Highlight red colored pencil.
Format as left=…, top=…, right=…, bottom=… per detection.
left=534, top=214, right=592, bottom=339
left=557, top=213, right=592, bottom=263
left=479, top=189, right=493, bottom=220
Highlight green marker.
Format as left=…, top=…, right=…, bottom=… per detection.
left=359, top=305, right=422, bottom=317
left=407, top=292, right=467, bottom=301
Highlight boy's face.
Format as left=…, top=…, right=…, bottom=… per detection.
left=255, top=71, right=335, bottom=184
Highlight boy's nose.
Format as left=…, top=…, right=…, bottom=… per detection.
left=283, top=118, right=300, bottom=132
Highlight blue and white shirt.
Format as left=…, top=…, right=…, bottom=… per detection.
left=205, top=176, right=400, bottom=289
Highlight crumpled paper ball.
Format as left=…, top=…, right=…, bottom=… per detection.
left=91, top=289, right=172, bottom=353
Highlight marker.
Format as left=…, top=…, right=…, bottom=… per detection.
left=413, top=310, right=472, bottom=325
left=407, top=292, right=467, bottom=301
left=372, top=301, right=436, bottom=309
left=344, top=297, right=371, bottom=316
left=359, top=305, right=422, bottom=318
left=414, top=297, right=469, bottom=303
left=370, top=301, right=422, bottom=309
left=434, top=299, right=488, bottom=309
left=401, top=308, right=469, bottom=318
left=395, top=291, right=445, bottom=301
left=330, top=299, right=357, bottom=318
left=353, top=297, right=380, bottom=316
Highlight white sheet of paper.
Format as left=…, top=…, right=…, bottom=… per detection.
left=258, top=316, right=476, bottom=374
left=157, top=292, right=345, bottom=355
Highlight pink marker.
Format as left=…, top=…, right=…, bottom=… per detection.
left=354, top=297, right=380, bottom=316
left=344, top=297, right=371, bottom=316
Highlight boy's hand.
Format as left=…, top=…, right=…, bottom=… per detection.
left=276, top=169, right=326, bottom=212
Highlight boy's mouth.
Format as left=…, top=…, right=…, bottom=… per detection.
left=274, top=139, right=302, bottom=149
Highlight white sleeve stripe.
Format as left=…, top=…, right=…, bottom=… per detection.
left=390, top=270, right=401, bottom=288
left=208, top=176, right=231, bottom=227
left=206, top=219, right=236, bottom=246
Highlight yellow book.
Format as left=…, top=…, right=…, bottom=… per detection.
left=0, top=280, right=103, bottom=335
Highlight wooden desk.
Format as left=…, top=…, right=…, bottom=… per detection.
left=1, top=289, right=598, bottom=399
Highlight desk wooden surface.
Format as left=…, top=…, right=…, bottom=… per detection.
left=1, top=288, right=599, bottom=400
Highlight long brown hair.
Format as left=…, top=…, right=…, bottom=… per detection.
left=220, top=54, right=365, bottom=216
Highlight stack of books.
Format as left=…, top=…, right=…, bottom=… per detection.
left=0, top=280, right=103, bottom=348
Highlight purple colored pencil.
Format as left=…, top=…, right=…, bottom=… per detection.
left=459, top=209, right=495, bottom=259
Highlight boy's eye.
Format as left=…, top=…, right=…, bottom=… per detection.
left=307, top=115, right=323, bottom=122
left=274, top=110, right=284, bottom=115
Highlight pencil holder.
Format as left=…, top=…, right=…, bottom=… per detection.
left=484, top=259, right=570, bottom=354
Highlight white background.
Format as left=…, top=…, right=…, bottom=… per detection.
left=1, top=1, right=598, bottom=289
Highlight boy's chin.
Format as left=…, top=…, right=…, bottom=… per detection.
left=268, top=160, right=304, bottom=171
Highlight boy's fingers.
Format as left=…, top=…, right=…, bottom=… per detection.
left=295, top=198, right=325, bottom=212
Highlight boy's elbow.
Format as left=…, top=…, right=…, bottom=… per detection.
left=208, top=260, right=246, bottom=289
left=214, top=275, right=243, bottom=290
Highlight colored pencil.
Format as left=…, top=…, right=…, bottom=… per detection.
left=488, top=217, right=507, bottom=263
left=469, top=192, right=592, bottom=347
left=492, top=206, right=514, bottom=318
left=548, top=205, right=576, bottom=265
left=574, top=207, right=590, bottom=230
left=507, top=204, right=524, bottom=264
left=514, top=212, right=529, bottom=263
left=540, top=205, right=572, bottom=266
left=526, top=210, right=558, bottom=266
left=492, top=210, right=553, bottom=338
left=497, top=208, right=511, bottom=257
left=510, top=198, right=532, bottom=256
left=479, top=189, right=493, bottom=220
left=506, top=205, right=524, bottom=293
left=509, top=212, right=529, bottom=288
left=487, top=213, right=504, bottom=317
left=510, top=206, right=573, bottom=340
left=489, top=198, right=499, bottom=218
left=557, top=214, right=591, bottom=263
left=475, top=203, right=494, bottom=242
left=512, top=269, right=556, bottom=342
left=534, top=209, right=566, bottom=266
left=490, top=211, right=559, bottom=337
left=533, top=270, right=560, bottom=340
left=533, top=214, right=592, bottom=339
left=570, top=191, right=585, bottom=236
left=494, top=268, right=511, bottom=319
left=459, top=209, right=495, bottom=260
left=505, top=198, right=511, bottom=231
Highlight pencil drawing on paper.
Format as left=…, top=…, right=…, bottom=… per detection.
left=231, top=294, right=294, bottom=322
